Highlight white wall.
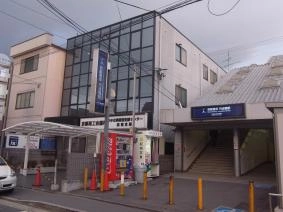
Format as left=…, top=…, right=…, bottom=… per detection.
left=154, top=17, right=226, bottom=113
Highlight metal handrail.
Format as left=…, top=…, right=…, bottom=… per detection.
left=268, top=193, right=283, bottom=212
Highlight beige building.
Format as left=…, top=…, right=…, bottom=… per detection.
left=7, top=33, right=66, bottom=127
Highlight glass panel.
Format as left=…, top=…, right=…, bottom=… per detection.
left=129, top=78, right=139, bottom=97
left=140, top=76, right=152, bottom=97
left=62, top=89, right=70, bottom=106
left=83, top=33, right=92, bottom=44
left=141, top=46, right=153, bottom=62
left=92, top=30, right=100, bottom=42
left=118, top=66, right=128, bottom=80
left=142, top=27, right=153, bottom=47
left=140, top=97, right=152, bottom=112
left=82, top=45, right=91, bottom=62
left=110, top=37, right=119, bottom=54
left=110, top=54, right=118, bottom=68
left=181, top=48, right=187, bottom=65
left=64, top=66, right=72, bottom=77
left=100, top=39, right=109, bottom=52
left=64, top=77, right=71, bottom=89
left=110, top=68, right=117, bottom=81
left=78, top=86, right=87, bottom=104
left=143, top=18, right=154, bottom=28
left=61, top=106, right=69, bottom=116
left=75, top=36, right=83, bottom=47
left=67, top=39, right=75, bottom=50
left=119, top=34, right=130, bottom=52
left=119, top=52, right=129, bottom=66
left=73, top=64, right=80, bottom=75
left=120, top=21, right=130, bottom=34
left=71, top=88, right=78, bottom=104
left=111, top=24, right=120, bottom=37
left=66, top=52, right=73, bottom=66
left=130, top=49, right=140, bottom=64
left=101, top=27, right=110, bottom=40
left=88, top=73, right=92, bottom=85
left=131, top=17, right=142, bottom=31
left=117, top=80, right=128, bottom=99
left=127, top=99, right=139, bottom=112
left=78, top=104, right=86, bottom=116
left=131, top=31, right=141, bottom=49
left=129, top=65, right=140, bottom=78
left=110, top=82, right=116, bottom=100
left=70, top=105, right=78, bottom=116
left=72, top=76, right=79, bottom=87
left=30, top=91, right=35, bottom=107
left=140, top=61, right=153, bottom=76
left=116, top=100, right=127, bottom=112
left=81, top=62, right=89, bottom=74
left=80, top=74, right=88, bottom=86
left=74, top=48, right=82, bottom=63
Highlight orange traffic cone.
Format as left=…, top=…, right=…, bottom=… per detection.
left=103, top=172, right=110, bottom=191
left=33, top=167, right=42, bottom=187
left=89, top=170, right=97, bottom=190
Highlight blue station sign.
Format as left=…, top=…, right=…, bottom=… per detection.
left=95, top=50, right=108, bottom=114
left=191, top=103, right=245, bottom=120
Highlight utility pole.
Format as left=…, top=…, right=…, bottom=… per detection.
left=132, top=65, right=137, bottom=138
left=101, top=58, right=111, bottom=192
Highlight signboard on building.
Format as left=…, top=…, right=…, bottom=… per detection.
left=6, top=134, right=40, bottom=149
left=191, top=103, right=245, bottom=120
left=89, top=49, right=109, bottom=114
left=80, top=113, right=148, bottom=130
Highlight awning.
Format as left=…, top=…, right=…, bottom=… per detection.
left=2, top=121, right=102, bottom=138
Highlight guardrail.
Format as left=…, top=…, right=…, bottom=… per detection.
left=268, top=193, right=283, bottom=212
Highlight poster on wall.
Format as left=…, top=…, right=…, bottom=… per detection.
left=6, top=134, right=40, bottom=149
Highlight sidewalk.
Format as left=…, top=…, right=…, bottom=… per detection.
left=70, top=175, right=276, bottom=212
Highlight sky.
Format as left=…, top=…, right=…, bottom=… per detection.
left=1, top=0, right=283, bottom=70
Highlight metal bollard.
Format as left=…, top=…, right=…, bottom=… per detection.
left=83, top=167, right=88, bottom=191
left=100, top=169, right=104, bottom=192
left=143, top=171, right=148, bottom=200
left=249, top=180, right=255, bottom=212
left=198, top=178, right=203, bottom=210
left=169, top=175, right=174, bottom=205
left=120, top=172, right=125, bottom=196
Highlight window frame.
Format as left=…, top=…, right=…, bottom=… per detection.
left=20, top=55, right=39, bottom=74
left=175, top=85, right=187, bottom=108
left=203, top=64, right=208, bottom=81
left=175, top=44, right=187, bottom=66
left=15, top=90, right=35, bottom=109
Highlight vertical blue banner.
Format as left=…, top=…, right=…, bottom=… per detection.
left=95, top=50, right=108, bottom=114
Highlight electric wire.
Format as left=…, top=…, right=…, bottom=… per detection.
left=207, top=0, right=241, bottom=16
left=113, top=0, right=151, bottom=12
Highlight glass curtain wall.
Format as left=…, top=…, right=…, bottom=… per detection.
left=61, top=12, right=155, bottom=117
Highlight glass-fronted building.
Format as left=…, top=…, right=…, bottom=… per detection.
left=62, top=12, right=156, bottom=120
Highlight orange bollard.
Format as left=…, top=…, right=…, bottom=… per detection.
left=143, top=171, right=148, bottom=200
left=89, top=170, right=97, bottom=190
left=103, top=172, right=110, bottom=191
left=197, top=178, right=203, bottom=210
left=33, top=167, right=42, bottom=187
left=169, top=175, right=174, bottom=205
left=249, top=180, right=255, bottom=212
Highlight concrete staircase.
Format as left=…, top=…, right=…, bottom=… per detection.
left=188, top=132, right=234, bottom=176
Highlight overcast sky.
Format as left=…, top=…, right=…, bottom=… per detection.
left=1, top=0, right=283, bottom=70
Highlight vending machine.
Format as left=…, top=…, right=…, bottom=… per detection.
left=134, top=130, right=163, bottom=177
left=100, top=132, right=134, bottom=181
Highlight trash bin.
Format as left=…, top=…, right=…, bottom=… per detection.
left=134, top=166, right=147, bottom=183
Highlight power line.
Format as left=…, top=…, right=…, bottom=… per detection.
left=0, top=9, right=66, bottom=40
left=113, top=0, right=151, bottom=12
left=207, top=0, right=241, bottom=16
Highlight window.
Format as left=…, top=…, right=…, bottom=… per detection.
left=210, top=70, right=217, bottom=84
left=203, top=64, right=208, bottom=80
left=175, top=85, right=187, bottom=108
left=20, top=55, right=39, bottom=74
left=15, top=91, right=35, bottom=109
left=175, top=44, right=187, bottom=66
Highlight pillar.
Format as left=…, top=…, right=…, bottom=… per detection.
left=233, top=128, right=240, bottom=177
left=22, top=135, right=30, bottom=176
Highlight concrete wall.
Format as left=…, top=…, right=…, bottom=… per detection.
left=174, top=129, right=182, bottom=171
left=7, top=38, right=65, bottom=127
left=240, top=129, right=273, bottom=175
left=183, top=130, right=209, bottom=171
